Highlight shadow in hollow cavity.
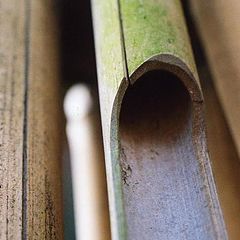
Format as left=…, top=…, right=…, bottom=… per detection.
left=119, top=70, right=215, bottom=240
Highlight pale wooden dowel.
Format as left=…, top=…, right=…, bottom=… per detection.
left=64, top=84, right=111, bottom=240
left=190, top=0, right=240, bottom=157
left=0, top=0, right=63, bottom=239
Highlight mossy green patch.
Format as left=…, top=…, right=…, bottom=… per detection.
left=92, top=0, right=124, bottom=88
left=120, top=0, right=197, bottom=78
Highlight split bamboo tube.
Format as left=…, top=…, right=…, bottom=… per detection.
left=189, top=0, right=240, bottom=157
left=0, top=0, right=63, bottom=239
left=91, top=0, right=227, bottom=239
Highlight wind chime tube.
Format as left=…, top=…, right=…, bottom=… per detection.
left=91, top=0, right=227, bottom=239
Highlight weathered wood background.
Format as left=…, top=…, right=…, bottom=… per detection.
left=190, top=0, right=240, bottom=157
left=184, top=1, right=240, bottom=239
left=0, top=0, right=63, bottom=239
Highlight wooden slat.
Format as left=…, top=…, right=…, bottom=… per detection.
left=182, top=3, right=240, bottom=237
left=0, top=0, right=63, bottom=239
left=190, top=0, right=240, bottom=157
left=0, top=1, right=25, bottom=238
left=91, top=0, right=227, bottom=239
left=26, top=1, right=63, bottom=239
left=204, top=76, right=240, bottom=240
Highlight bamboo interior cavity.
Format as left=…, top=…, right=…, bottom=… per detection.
left=119, top=70, right=218, bottom=239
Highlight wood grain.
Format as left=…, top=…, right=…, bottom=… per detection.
left=204, top=76, right=240, bottom=240
left=0, top=1, right=25, bottom=238
left=182, top=4, right=240, bottom=237
left=0, top=0, right=63, bottom=239
left=92, top=0, right=227, bottom=239
left=190, top=0, right=240, bottom=157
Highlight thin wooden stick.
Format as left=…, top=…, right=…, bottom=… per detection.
left=0, top=0, right=63, bottom=238
left=64, top=84, right=111, bottom=240
left=91, top=0, right=227, bottom=239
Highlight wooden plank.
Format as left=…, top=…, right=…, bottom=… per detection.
left=182, top=4, right=240, bottom=238
left=204, top=75, right=240, bottom=240
left=26, top=1, right=63, bottom=239
left=190, top=0, right=240, bottom=157
left=0, top=0, right=63, bottom=239
left=91, top=0, right=227, bottom=239
left=0, top=1, right=25, bottom=238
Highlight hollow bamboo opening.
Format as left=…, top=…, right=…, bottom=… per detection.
left=120, top=70, right=215, bottom=239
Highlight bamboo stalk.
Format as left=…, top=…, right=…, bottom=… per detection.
left=189, top=0, right=240, bottom=157
left=0, top=0, right=63, bottom=238
left=91, top=0, right=227, bottom=239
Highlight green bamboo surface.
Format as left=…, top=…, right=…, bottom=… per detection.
left=91, top=0, right=227, bottom=239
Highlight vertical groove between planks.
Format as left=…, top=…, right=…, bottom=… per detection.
left=22, top=0, right=31, bottom=239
